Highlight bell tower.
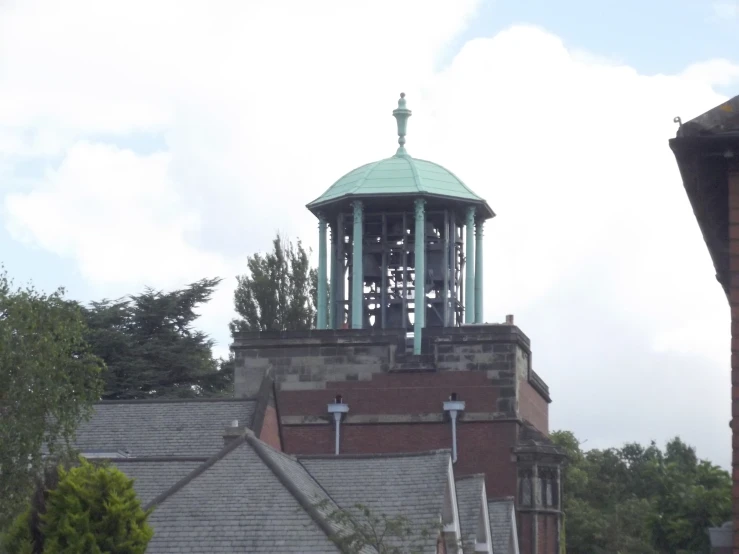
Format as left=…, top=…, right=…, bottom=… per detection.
left=232, top=93, right=565, bottom=554
left=307, top=94, right=495, bottom=353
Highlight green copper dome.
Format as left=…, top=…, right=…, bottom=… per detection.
left=306, top=94, right=494, bottom=219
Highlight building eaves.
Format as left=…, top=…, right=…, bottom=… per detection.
left=669, top=95, right=739, bottom=296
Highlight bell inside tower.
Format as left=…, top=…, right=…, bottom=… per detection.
left=330, top=206, right=467, bottom=331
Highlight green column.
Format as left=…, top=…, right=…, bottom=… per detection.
left=414, top=199, right=426, bottom=354
left=329, top=224, right=337, bottom=329
left=317, top=215, right=328, bottom=329
left=475, top=219, right=484, bottom=324
left=464, top=207, right=476, bottom=324
left=351, top=201, right=363, bottom=329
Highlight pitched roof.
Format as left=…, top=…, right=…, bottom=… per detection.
left=110, top=459, right=204, bottom=505
left=488, top=497, right=517, bottom=554
left=73, top=398, right=256, bottom=457
left=455, top=474, right=487, bottom=553
left=669, top=94, right=739, bottom=296
left=146, top=434, right=342, bottom=554
left=299, top=450, right=452, bottom=553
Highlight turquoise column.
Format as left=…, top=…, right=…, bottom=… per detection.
left=328, top=224, right=337, bottom=329
left=414, top=199, right=426, bottom=354
left=464, top=207, right=476, bottom=324
left=351, top=201, right=363, bottom=329
left=317, top=214, right=327, bottom=329
left=474, top=219, right=484, bottom=324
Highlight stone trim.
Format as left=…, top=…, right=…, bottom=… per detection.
left=529, top=370, right=551, bottom=403
left=280, top=413, right=517, bottom=425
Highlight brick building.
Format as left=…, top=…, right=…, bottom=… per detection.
left=74, top=93, right=563, bottom=553
left=233, top=93, right=565, bottom=554
left=670, top=94, right=739, bottom=553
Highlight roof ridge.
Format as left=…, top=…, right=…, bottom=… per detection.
left=404, top=155, right=424, bottom=194
left=144, top=432, right=251, bottom=510
left=245, top=434, right=342, bottom=548
left=298, top=448, right=452, bottom=461
left=97, top=397, right=256, bottom=405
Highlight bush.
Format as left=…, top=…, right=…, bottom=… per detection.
left=1, top=459, right=152, bottom=554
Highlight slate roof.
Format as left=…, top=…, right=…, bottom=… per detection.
left=146, top=434, right=343, bottom=554
left=488, top=497, right=517, bottom=554
left=73, top=398, right=256, bottom=457
left=299, top=450, right=453, bottom=553
left=455, top=474, right=486, bottom=553
left=110, top=459, right=203, bottom=505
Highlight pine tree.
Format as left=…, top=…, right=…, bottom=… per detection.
left=82, top=278, right=232, bottom=399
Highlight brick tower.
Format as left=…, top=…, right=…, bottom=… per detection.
left=233, top=94, right=565, bottom=554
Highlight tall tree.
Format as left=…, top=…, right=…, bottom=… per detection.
left=82, top=278, right=231, bottom=400
left=551, top=431, right=730, bottom=554
left=0, top=270, right=104, bottom=530
left=230, top=234, right=317, bottom=334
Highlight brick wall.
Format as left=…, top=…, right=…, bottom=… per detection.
left=279, top=371, right=499, bottom=417
left=520, top=380, right=549, bottom=434
left=729, top=161, right=739, bottom=553
left=519, top=513, right=532, bottom=554
left=283, top=420, right=519, bottom=498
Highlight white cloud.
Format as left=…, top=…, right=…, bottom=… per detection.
left=5, top=142, right=230, bottom=287
left=0, top=2, right=735, bottom=464
left=713, top=1, right=739, bottom=20
left=681, top=59, right=739, bottom=87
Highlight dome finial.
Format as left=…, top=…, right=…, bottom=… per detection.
left=392, top=92, right=412, bottom=157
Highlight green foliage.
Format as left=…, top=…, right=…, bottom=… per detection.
left=1, top=509, right=34, bottom=554
left=82, top=277, right=232, bottom=399
left=551, top=431, right=730, bottom=554
left=0, top=269, right=104, bottom=530
left=319, top=501, right=439, bottom=554
left=230, top=234, right=317, bottom=334
left=1, top=459, right=152, bottom=554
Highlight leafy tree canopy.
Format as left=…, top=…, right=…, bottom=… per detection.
left=230, top=234, right=317, bottom=334
left=1, top=458, right=152, bottom=554
left=551, top=431, right=730, bottom=554
left=0, top=269, right=104, bottom=530
left=82, top=277, right=232, bottom=399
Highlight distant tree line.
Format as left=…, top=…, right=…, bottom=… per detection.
left=552, top=431, right=730, bottom=554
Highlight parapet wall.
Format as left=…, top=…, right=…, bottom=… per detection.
left=233, top=329, right=406, bottom=397
left=232, top=324, right=550, bottom=419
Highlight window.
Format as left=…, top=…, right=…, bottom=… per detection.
left=519, top=469, right=533, bottom=507
left=539, top=468, right=558, bottom=508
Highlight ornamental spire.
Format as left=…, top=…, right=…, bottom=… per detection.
left=392, top=92, right=412, bottom=157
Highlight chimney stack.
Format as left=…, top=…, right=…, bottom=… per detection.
left=223, top=421, right=248, bottom=445
left=505, top=314, right=514, bottom=325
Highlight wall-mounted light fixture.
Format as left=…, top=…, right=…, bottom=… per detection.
left=327, top=394, right=349, bottom=455
left=443, top=392, right=465, bottom=463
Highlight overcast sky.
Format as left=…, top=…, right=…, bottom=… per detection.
left=2, top=0, right=738, bottom=467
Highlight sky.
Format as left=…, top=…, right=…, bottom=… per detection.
left=1, top=0, right=738, bottom=467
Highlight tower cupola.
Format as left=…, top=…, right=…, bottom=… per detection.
left=307, top=94, right=495, bottom=353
